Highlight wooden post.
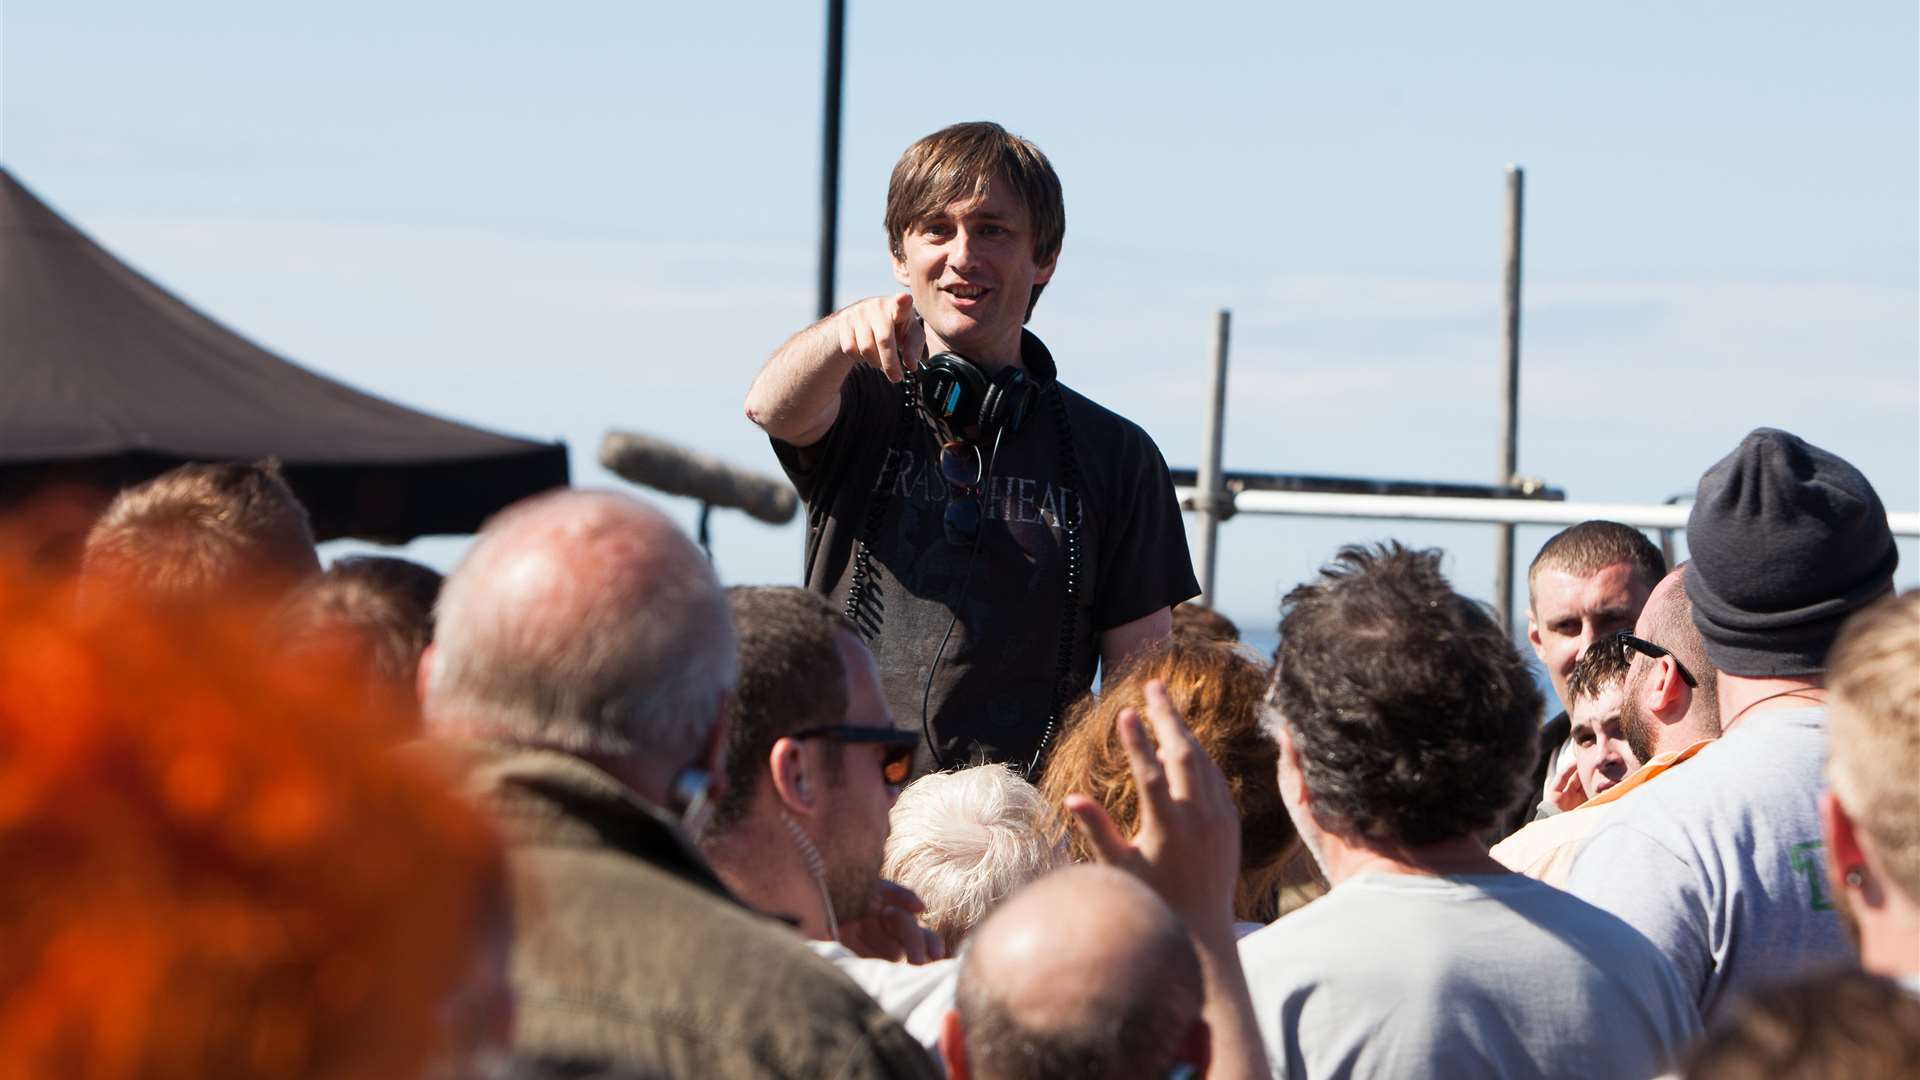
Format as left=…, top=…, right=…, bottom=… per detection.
left=1194, top=310, right=1232, bottom=606
left=815, top=0, right=846, bottom=320
left=1494, top=166, right=1524, bottom=632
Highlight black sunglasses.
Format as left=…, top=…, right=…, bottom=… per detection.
left=790, top=724, right=919, bottom=786
left=939, top=440, right=984, bottom=547
left=1609, top=631, right=1699, bottom=688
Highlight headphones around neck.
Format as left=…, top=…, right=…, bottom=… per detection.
left=916, top=351, right=1039, bottom=443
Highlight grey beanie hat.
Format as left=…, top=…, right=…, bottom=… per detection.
left=1684, top=428, right=1897, bottom=676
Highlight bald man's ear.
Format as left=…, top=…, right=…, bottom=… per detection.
left=1645, top=657, right=1687, bottom=719
left=415, top=642, right=438, bottom=709
left=768, top=736, right=819, bottom=816
left=939, top=1009, right=971, bottom=1080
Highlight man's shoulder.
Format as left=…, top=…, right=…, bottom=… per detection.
left=1054, top=379, right=1157, bottom=451
left=512, top=846, right=935, bottom=1076
left=1491, top=800, right=1618, bottom=881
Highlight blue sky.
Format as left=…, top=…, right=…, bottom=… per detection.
left=5, top=1, right=1915, bottom=650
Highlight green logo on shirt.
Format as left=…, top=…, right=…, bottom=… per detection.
left=1790, top=841, right=1833, bottom=912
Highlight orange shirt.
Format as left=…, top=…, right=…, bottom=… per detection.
left=1490, top=739, right=1716, bottom=888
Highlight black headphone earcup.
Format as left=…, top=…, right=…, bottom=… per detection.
left=985, top=367, right=1036, bottom=434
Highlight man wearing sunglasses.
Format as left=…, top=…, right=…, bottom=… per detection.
left=701, top=586, right=935, bottom=959
left=1492, top=565, right=1721, bottom=886
left=746, top=122, right=1198, bottom=776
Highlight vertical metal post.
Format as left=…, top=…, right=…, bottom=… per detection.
left=1494, top=166, right=1524, bottom=632
left=815, top=0, right=846, bottom=320
left=1194, top=310, right=1232, bottom=606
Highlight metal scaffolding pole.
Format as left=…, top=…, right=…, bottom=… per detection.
left=1493, top=165, right=1525, bottom=631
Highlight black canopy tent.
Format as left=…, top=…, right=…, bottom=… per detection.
left=0, top=167, right=568, bottom=543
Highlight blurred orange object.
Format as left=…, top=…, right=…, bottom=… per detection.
left=0, top=559, right=503, bottom=1079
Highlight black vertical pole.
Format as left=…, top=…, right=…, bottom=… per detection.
left=816, top=0, right=846, bottom=320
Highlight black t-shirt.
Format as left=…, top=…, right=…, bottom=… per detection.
left=772, top=331, right=1199, bottom=772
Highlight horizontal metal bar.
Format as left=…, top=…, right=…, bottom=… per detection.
left=1175, top=488, right=1920, bottom=537
left=1168, top=468, right=1564, bottom=501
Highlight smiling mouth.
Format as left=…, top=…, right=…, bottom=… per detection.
left=943, top=284, right=991, bottom=302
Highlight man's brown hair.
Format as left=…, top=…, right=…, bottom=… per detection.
left=1526, top=520, right=1665, bottom=609
left=275, top=556, right=443, bottom=703
left=884, top=121, right=1065, bottom=320
left=81, top=460, right=320, bottom=602
left=1566, top=635, right=1632, bottom=706
left=710, top=585, right=857, bottom=831
left=1826, top=589, right=1920, bottom=901
left=1038, top=637, right=1292, bottom=922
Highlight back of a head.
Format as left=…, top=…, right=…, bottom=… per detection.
left=1170, top=601, right=1240, bottom=644
left=1270, top=542, right=1543, bottom=848
left=1684, top=428, right=1898, bottom=677
left=956, top=865, right=1202, bottom=1080
left=707, top=585, right=855, bottom=832
left=423, top=489, right=735, bottom=759
left=1527, top=519, right=1665, bottom=607
left=883, top=765, right=1069, bottom=951
left=80, top=460, right=320, bottom=605
left=1681, top=969, right=1920, bottom=1080
left=0, top=560, right=502, bottom=1079
left=1038, top=637, right=1292, bottom=920
left=1826, top=590, right=1920, bottom=905
left=275, top=556, right=443, bottom=700
left=1635, top=564, right=1721, bottom=725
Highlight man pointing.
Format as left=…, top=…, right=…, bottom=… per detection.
left=746, top=121, right=1197, bottom=776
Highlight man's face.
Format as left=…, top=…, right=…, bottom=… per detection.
left=1571, top=683, right=1640, bottom=800
left=1527, top=561, right=1653, bottom=710
left=891, top=174, right=1058, bottom=365
left=818, top=631, right=904, bottom=923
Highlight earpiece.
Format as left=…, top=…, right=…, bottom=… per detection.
left=669, top=767, right=713, bottom=837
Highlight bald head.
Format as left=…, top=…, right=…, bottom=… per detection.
left=1630, top=565, right=1720, bottom=742
left=950, top=865, right=1204, bottom=1080
left=422, top=490, right=736, bottom=763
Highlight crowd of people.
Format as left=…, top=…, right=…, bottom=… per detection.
left=3, top=119, right=1916, bottom=1080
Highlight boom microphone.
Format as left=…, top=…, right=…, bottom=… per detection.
left=599, top=431, right=798, bottom=525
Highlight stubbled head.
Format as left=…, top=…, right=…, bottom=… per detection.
left=950, top=865, right=1204, bottom=1080
left=1525, top=520, right=1665, bottom=709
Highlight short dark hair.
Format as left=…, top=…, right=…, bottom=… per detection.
left=81, top=460, right=320, bottom=601
left=1565, top=636, right=1632, bottom=706
left=276, top=556, right=443, bottom=691
left=885, top=121, right=1065, bottom=320
left=710, top=586, right=856, bottom=831
left=956, top=944, right=1198, bottom=1080
left=1268, top=543, right=1543, bottom=847
left=1682, top=969, right=1920, bottom=1080
left=1527, top=520, right=1665, bottom=609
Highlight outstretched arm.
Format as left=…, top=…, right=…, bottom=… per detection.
left=745, top=292, right=925, bottom=448
left=1065, top=680, right=1269, bottom=1080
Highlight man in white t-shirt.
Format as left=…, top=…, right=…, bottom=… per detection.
left=1243, top=543, right=1699, bottom=1079
left=1566, top=429, right=1898, bottom=1022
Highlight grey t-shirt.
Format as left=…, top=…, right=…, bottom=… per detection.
left=1239, top=872, right=1700, bottom=1080
left=1564, top=707, right=1853, bottom=1024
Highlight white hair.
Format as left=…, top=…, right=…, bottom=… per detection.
left=883, top=764, right=1070, bottom=951
left=424, top=490, right=736, bottom=757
